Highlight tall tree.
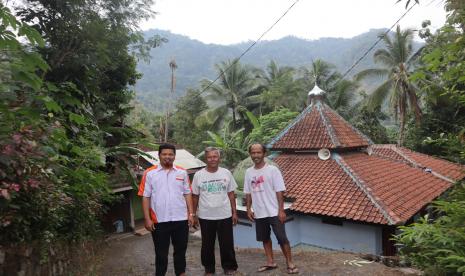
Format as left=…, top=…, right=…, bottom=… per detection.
left=200, top=58, right=259, bottom=129
left=254, top=60, right=301, bottom=113
left=15, top=0, right=162, bottom=143
left=356, top=26, right=421, bottom=145
left=171, top=89, right=210, bottom=154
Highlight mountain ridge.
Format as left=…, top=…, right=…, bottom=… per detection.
left=136, top=28, right=419, bottom=113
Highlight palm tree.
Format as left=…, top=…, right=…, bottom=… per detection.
left=355, top=25, right=421, bottom=145
left=199, top=58, right=259, bottom=130
left=201, top=124, right=248, bottom=168
left=299, top=59, right=357, bottom=118
left=254, top=60, right=301, bottom=113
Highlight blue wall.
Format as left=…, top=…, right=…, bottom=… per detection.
left=233, top=214, right=383, bottom=254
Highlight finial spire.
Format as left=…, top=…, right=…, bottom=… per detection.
left=307, top=81, right=325, bottom=105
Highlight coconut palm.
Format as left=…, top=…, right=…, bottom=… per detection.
left=254, top=60, right=301, bottom=113
left=355, top=25, right=421, bottom=145
left=201, top=123, right=248, bottom=168
left=199, top=58, right=260, bottom=130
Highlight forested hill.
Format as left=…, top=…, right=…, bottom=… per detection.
left=135, top=28, right=413, bottom=113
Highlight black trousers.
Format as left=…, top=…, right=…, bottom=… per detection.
left=150, top=220, right=189, bottom=276
left=199, top=217, right=238, bottom=274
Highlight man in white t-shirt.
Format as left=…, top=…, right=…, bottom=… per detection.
left=192, top=147, right=238, bottom=276
left=244, top=143, right=298, bottom=274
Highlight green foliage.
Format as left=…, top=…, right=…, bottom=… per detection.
left=199, top=58, right=260, bottom=130
left=395, top=182, right=465, bottom=275
left=125, top=101, right=159, bottom=141
left=355, top=26, right=422, bottom=145
left=202, top=124, right=248, bottom=169
left=393, top=2, right=465, bottom=275
left=171, top=89, right=210, bottom=154
left=247, top=108, right=298, bottom=145
left=254, top=60, right=303, bottom=113
left=135, top=29, right=407, bottom=114
left=351, top=106, right=391, bottom=144
left=411, top=2, right=465, bottom=106
left=1, top=0, right=159, bottom=254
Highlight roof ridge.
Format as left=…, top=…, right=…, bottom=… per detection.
left=267, top=104, right=314, bottom=148
left=333, top=153, right=399, bottom=225
left=323, top=103, right=373, bottom=145
left=370, top=145, right=458, bottom=183
left=399, top=146, right=464, bottom=167
left=396, top=146, right=459, bottom=183
left=317, top=102, right=340, bottom=147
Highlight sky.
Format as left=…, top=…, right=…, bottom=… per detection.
left=140, top=0, right=447, bottom=45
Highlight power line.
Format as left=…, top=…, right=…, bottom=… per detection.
left=170, top=0, right=417, bottom=117
left=169, top=0, right=301, bottom=117
left=338, top=2, right=418, bottom=82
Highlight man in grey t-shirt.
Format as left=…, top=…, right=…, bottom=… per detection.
left=192, top=147, right=238, bottom=275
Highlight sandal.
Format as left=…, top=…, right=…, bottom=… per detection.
left=287, top=266, right=299, bottom=274
left=257, top=264, right=278, bottom=272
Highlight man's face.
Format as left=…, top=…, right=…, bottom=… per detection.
left=249, top=144, right=265, bottom=165
left=159, top=149, right=175, bottom=167
left=205, top=150, right=220, bottom=169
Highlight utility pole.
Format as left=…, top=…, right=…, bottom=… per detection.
left=165, top=58, right=177, bottom=142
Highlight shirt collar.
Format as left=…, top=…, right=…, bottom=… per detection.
left=155, top=164, right=179, bottom=172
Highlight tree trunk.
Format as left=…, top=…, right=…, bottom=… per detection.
left=397, top=115, right=405, bottom=146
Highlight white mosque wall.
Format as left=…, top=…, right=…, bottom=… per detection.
left=233, top=214, right=383, bottom=255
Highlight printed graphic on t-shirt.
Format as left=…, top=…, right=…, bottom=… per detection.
left=251, top=175, right=265, bottom=192
left=199, top=178, right=227, bottom=194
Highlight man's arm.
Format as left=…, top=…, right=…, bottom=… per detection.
left=276, top=191, right=286, bottom=224
left=228, top=191, right=238, bottom=225
left=184, top=193, right=194, bottom=226
left=142, top=197, right=155, bottom=231
left=246, top=193, right=254, bottom=221
left=192, top=194, right=199, bottom=227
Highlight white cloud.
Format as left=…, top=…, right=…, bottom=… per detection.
left=141, top=0, right=446, bottom=45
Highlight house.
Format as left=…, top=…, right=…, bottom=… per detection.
left=233, top=85, right=465, bottom=255
left=103, top=148, right=205, bottom=233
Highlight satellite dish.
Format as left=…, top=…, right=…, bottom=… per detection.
left=318, top=148, right=331, bottom=160
left=367, top=146, right=373, bottom=156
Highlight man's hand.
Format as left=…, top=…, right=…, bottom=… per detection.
left=278, top=209, right=286, bottom=224
left=194, top=216, right=200, bottom=229
left=247, top=209, right=255, bottom=222
left=232, top=212, right=238, bottom=226
left=188, top=214, right=195, bottom=227
left=144, top=219, right=155, bottom=232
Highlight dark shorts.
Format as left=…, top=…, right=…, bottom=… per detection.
left=255, top=216, right=289, bottom=245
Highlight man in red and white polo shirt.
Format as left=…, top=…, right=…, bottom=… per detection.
left=138, top=143, right=194, bottom=276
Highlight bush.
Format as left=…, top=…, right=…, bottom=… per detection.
left=395, top=182, right=465, bottom=275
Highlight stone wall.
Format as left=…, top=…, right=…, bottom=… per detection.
left=0, top=242, right=98, bottom=276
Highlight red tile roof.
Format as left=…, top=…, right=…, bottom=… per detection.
left=267, top=98, right=460, bottom=225
left=339, top=153, right=452, bottom=224
left=269, top=102, right=371, bottom=151
left=274, top=152, right=453, bottom=225
left=275, top=153, right=388, bottom=224
left=370, top=145, right=465, bottom=182
left=323, top=109, right=370, bottom=148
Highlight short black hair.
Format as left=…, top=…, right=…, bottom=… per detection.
left=158, top=143, right=176, bottom=155
left=248, top=143, right=267, bottom=153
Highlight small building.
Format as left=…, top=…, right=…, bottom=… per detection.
left=138, top=149, right=206, bottom=180
left=233, top=85, right=465, bottom=255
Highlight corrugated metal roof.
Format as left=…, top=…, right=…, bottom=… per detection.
left=141, top=149, right=206, bottom=169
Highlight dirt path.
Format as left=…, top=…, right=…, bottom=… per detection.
left=97, top=233, right=415, bottom=275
